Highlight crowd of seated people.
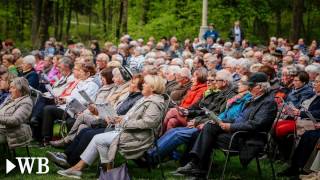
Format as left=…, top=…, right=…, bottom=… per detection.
left=0, top=34, right=319, bottom=179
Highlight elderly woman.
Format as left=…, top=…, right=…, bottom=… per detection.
left=0, top=77, right=33, bottom=148
left=148, top=73, right=250, bottom=164
left=162, top=68, right=207, bottom=133
left=106, top=67, right=131, bottom=107
left=40, top=63, right=99, bottom=144
left=278, top=75, right=320, bottom=177
left=305, top=64, right=320, bottom=83
left=20, top=55, right=39, bottom=89
left=56, top=75, right=166, bottom=178
left=0, top=68, right=16, bottom=106
left=2, top=54, right=18, bottom=75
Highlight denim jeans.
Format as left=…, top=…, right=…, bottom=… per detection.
left=148, top=127, right=199, bottom=162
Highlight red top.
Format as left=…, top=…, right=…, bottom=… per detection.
left=180, top=83, right=207, bottom=108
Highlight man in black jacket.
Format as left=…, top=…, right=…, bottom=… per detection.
left=175, top=72, right=277, bottom=178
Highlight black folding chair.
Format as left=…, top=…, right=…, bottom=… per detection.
left=215, top=131, right=275, bottom=180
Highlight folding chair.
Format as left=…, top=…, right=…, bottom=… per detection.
left=216, top=131, right=275, bottom=180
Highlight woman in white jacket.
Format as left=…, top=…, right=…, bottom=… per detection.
left=40, top=62, right=99, bottom=145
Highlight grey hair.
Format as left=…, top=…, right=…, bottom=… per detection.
left=305, top=64, right=320, bottom=74
left=11, top=77, right=30, bottom=96
left=23, top=55, right=36, bottom=67
left=299, top=55, right=310, bottom=63
left=60, top=57, right=74, bottom=70
left=256, top=82, right=271, bottom=91
left=284, top=65, right=298, bottom=76
left=134, top=47, right=144, bottom=54
left=225, top=57, right=239, bottom=68
left=216, top=69, right=233, bottom=83
left=171, top=58, right=184, bottom=67
left=184, top=58, right=193, bottom=69
left=179, top=67, right=192, bottom=79
left=154, top=58, right=165, bottom=67
left=112, top=68, right=124, bottom=81
left=96, top=53, right=110, bottom=62
left=239, top=58, right=253, bottom=70
left=167, top=65, right=181, bottom=75
left=262, top=54, right=276, bottom=63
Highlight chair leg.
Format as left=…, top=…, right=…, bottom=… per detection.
left=221, top=152, right=230, bottom=180
left=206, top=152, right=214, bottom=180
left=12, top=149, right=16, bottom=160
left=269, top=156, right=276, bottom=180
left=155, top=145, right=165, bottom=180
left=255, top=157, right=262, bottom=176
left=26, top=145, right=31, bottom=158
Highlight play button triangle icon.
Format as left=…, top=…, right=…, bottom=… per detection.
left=6, top=159, right=16, bottom=174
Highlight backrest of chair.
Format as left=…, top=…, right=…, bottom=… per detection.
left=29, top=87, right=40, bottom=106
left=153, top=93, right=171, bottom=140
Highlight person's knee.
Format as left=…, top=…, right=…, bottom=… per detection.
left=93, top=134, right=106, bottom=146
left=167, top=118, right=178, bottom=129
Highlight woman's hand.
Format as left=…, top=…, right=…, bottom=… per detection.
left=187, top=119, right=195, bottom=128
left=56, top=97, right=66, bottom=104
left=177, top=106, right=188, bottom=116
left=105, top=116, right=115, bottom=125
left=114, top=116, right=123, bottom=124
left=88, top=104, right=98, bottom=115
left=219, top=122, right=231, bottom=132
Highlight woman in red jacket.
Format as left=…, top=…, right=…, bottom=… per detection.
left=162, top=68, right=207, bottom=133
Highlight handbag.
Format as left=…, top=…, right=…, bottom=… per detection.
left=99, top=163, right=130, bottom=180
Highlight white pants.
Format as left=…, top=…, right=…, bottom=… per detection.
left=80, top=130, right=119, bottom=165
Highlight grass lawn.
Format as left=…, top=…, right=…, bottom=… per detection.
left=0, top=125, right=290, bottom=179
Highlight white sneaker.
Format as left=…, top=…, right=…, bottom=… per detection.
left=57, top=168, right=82, bottom=179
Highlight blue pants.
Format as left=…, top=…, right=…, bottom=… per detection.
left=148, top=127, right=199, bottom=162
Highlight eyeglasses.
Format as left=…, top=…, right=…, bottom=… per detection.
left=215, top=79, right=224, bottom=82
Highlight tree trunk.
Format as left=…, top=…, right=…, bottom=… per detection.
left=31, top=0, right=42, bottom=48
left=58, top=0, right=65, bottom=40
left=116, top=0, right=123, bottom=39
left=88, top=0, right=92, bottom=40
left=275, top=10, right=282, bottom=37
left=54, top=0, right=60, bottom=38
left=65, top=0, right=73, bottom=40
left=121, top=0, right=128, bottom=34
left=107, top=0, right=113, bottom=36
left=102, top=0, right=107, bottom=36
left=290, top=0, right=304, bottom=43
left=20, top=0, right=25, bottom=42
left=140, top=0, right=150, bottom=25
left=253, top=17, right=269, bottom=42
left=38, top=0, right=52, bottom=48
left=5, top=0, right=9, bottom=38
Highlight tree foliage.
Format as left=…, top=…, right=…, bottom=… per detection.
left=0, top=0, right=319, bottom=49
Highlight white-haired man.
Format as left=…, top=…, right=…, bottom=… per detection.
left=165, top=65, right=181, bottom=95
left=170, top=68, right=193, bottom=104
